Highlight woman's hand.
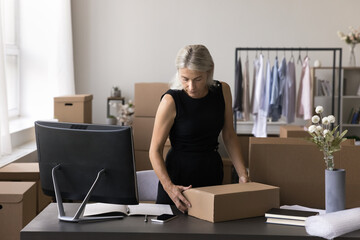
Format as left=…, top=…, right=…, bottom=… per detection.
left=239, top=174, right=250, bottom=183
left=165, top=184, right=192, bottom=213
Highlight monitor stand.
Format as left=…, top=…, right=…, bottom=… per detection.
left=52, top=164, right=124, bottom=223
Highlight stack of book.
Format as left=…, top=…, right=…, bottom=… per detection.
left=265, top=208, right=319, bottom=227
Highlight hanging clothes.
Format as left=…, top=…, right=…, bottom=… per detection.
left=296, top=56, right=312, bottom=120
left=256, top=59, right=272, bottom=137
left=242, top=56, right=251, bottom=121
left=233, top=57, right=243, bottom=113
left=260, top=59, right=272, bottom=116
left=250, top=56, right=259, bottom=113
left=282, top=58, right=296, bottom=123
left=269, top=57, right=281, bottom=121
left=278, top=57, right=287, bottom=117
left=252, top=54, right=266, bottom=137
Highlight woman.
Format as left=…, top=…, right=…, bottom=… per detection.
left=149, top=44, right=249, bottom=213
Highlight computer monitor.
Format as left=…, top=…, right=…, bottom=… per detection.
left=35, top=121, right=138, bottom=222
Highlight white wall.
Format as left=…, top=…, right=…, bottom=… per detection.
left=22, top=0, right=360, bottom=124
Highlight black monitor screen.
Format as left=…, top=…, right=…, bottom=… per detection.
left=35, top=121, right=138, bottom=205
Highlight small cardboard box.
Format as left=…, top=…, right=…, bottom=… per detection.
left=0, top=163, right=52, bottom=214
left=134, top=82, right=169, bottom=117
left=279, top=125, right=309, bottom=138
left=0, top=181, right=36, bottom=240
left=54, top=94, right=93, bottom=123
left=183, top=182, right=279, bottom=223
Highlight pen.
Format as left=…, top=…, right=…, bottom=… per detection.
left=144, top=215, right=148, bottom=222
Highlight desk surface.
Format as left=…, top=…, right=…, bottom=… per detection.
left=21, top=203, right=360, bottom=240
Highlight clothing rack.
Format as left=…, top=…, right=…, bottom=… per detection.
left=234, top=47, right=343, bottom=133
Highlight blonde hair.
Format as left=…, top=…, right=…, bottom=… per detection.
left=170, top=44, right=215, bottom=89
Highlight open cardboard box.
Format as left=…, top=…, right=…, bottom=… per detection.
left=183, top=182, right=279, bottom=223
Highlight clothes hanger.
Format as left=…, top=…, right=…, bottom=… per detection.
left=305, top=49, right=310, bottom=61
left=297, top=49, right=302, bottom=65
left=290, top=49, right=295, bottom=62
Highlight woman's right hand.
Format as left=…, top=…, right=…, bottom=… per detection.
left=165, top=184, right=192, bottom=213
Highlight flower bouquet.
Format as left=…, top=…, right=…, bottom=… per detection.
left=337, top=26, right=360, bottom=44
left=307, top=106, right=347, bottom=171
left=110, top=100, right=135, bottom=126
left=337, top=26, right=360, bottom=66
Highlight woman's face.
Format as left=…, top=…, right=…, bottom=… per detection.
left=179, top=68, right=208, bottom=99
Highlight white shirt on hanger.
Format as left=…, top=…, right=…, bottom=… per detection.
left=296, top=56, right=312, bottom=120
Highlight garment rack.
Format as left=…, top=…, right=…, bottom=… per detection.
left=234, top=47, right=343, bottom=133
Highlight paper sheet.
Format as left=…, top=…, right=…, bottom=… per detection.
left=280, top=205, right=325, bottom=215
left=84, top=203, right=173, bottom=217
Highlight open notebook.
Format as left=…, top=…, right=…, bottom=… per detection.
left=84, top=203, right=173, bottom=217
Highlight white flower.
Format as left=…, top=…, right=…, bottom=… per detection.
left=315, top=106, right=324, bottom=114
left=308, top=125, right=317, bottom=133
left=316, top=125, right=323, bottom=132
left=323, top=129, right=329, bottom=136
left=312, top=115, right=320, bottom=124
left=128, top=107, right=135, bottom=114
left=328, top=115, right=336, bottom=123
left=322, top=117, right=330, bottom=125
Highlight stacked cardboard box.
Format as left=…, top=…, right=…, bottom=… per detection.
left=249, top=137, right=356, bottom=209
left=0, top=163, right=52, bottom=214
left=133, top=83, right=170, bottom=171
left=0, top=181, right=36, bottom=240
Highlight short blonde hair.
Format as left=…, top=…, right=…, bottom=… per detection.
left=170, top=44, right=215, bottom=89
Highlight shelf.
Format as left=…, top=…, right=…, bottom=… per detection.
left=235, top=120, right=287, bottom=135
left=342, top=96, right=360, bottom=99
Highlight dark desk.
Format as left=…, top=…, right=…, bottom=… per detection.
left=21, top=203, right=360, bottom=240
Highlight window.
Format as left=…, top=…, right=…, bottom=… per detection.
left=3, top=0, right=20, bottom=118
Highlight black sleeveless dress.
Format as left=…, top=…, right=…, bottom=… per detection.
left=156, top=80, right=225, bottom=204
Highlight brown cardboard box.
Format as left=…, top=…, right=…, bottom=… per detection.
left=183, top=182, right=279, bottom=223
left=338, top=145, right=360, bottom=209
left=134, top=142, right=171, bottom=171
left=249, top=137, right=356, bottom=209
left=0, top=163, right=52, bottom=214
left=222, top=158, right=233, bottom=184
left=54, top=94, right=93, bottom=123
left=135, top=150, right=152, bottom=171
left=0, top=181, right=36, bottom=240
left=132, top=117, right=155, bottom=151
left=279, top=125, right=309, bottom=138
left=134, top=82, right=169, bottom=117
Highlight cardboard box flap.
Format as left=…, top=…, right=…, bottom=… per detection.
left=0, top=182, right=36, bottom=203
left=54, top=94, right=93, bottom=102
